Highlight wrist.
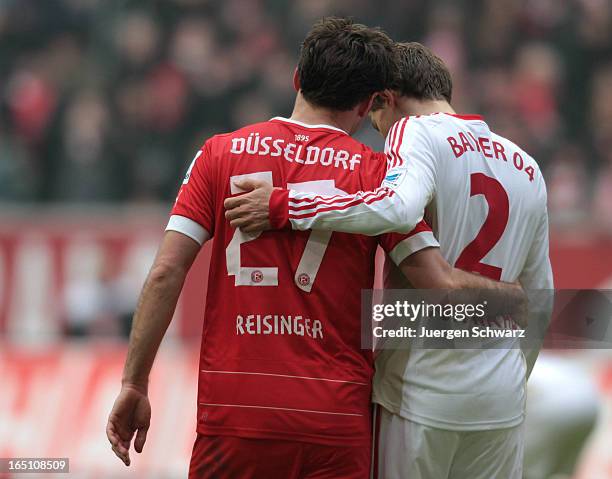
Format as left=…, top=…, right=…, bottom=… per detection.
left=121, top=379, right=149, bottom=395
left=269, top=188, right=290, bottom=230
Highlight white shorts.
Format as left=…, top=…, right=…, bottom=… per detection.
left=374, top=405, right=524, bottom=479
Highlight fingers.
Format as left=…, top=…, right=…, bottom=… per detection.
left=224, top=193, right=250, bottom=211
left=229, top=217, right=256, bottom=231
left=224, top=206, right=262, bottom=231
left=112, top=443, right=130, bottom=467
left=134, top=425, right=149, bottom=453
left=225, top=205, right=248, bottom=222
left=107, top=422, right=131, bottom=466
left=226, top=212, right=265, bottom=232
left=231, top=178, right=266, bottom=193
left=224, top=180, right=270, bottom=210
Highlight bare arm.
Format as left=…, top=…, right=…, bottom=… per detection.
left=107, top=231, right=201, bottom=466
left=121, top=231, right=200, bottom=388
left=399, top=247, right=506, bottom=290
left=398, top=247, right=526, bottom=321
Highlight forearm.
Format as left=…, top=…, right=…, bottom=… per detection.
left=449, top=268, right=526, bottom=320
left=121, top=264, right=187, bottom=391
left=271, top=187, right=423, bottom=235
left=398, top=249, right=525, bottom=319
left=449, top=268, right=511, bottom=290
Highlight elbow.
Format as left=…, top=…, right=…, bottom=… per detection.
left=404, top=204, right=424, bottom=233
left=392, top=198, right=422, bottom=234
left=147, top=260, right=187, bottom=288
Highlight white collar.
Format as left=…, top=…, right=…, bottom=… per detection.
left=270, top=117, right=348, bottom=135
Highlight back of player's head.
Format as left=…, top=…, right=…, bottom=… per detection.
left=297, top=17, right=398, bottom=111
left=392, top=42, right=453, bottom=103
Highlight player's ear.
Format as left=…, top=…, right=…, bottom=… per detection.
left=380, top=90, right=395, bottom=109
left=293, top=68, right=300, bottom=92
left=357, top=93, right=377, bottom=118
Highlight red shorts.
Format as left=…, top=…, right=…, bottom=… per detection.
left=188, top=434, right=371, bottom=479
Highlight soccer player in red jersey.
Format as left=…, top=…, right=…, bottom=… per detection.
left=106, top=19, right=519, bottom=478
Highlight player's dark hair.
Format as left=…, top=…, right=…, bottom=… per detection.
left=394, top=42, right=453, bottom=103
left=297, top=17, right=398, bottom=111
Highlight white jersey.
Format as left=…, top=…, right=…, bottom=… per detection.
left=278, top=112, right=554, bottom=430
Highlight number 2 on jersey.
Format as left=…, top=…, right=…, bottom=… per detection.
left=226, top=172, right=346, bottom=292
left=455, top=173, right=509, bottom=280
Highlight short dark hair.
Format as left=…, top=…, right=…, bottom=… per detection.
left=392, top=42, right=453, bottom=103
left=297, top=17, right=398, bottom=111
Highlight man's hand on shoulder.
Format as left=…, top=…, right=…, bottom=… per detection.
left=224, top=179, right=277, bottom=233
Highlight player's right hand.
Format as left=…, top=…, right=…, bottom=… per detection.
left=224, top=179, right=274, bottom=232
left=106, top=384, right=151, bottom=467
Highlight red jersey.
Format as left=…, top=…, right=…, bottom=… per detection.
left=166, top=117, right=438, bottom=446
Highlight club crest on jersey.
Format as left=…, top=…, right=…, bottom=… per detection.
left=251, top=270, right=264, bottom=284
left=382, top=168, right=407, bottom=188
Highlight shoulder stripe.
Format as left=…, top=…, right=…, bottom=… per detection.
left=392, top=119, right=405, bottom=168
left=386, top=121, right=401, bottom=169
left=391, top=118, right=409, bottom=168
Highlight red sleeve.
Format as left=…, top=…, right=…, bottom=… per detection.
left=378, top=220, right=439, bottom=265
left=269, top=188, right=290, bottom=230
left=169, top=141, right=215, bottom=240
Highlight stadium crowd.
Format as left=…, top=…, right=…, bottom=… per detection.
left=0, top=0, right=610, bottom=230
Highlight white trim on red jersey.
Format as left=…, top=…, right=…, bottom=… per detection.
left=166, top=214, right=210, bottom=245
left=387, top=230, right=438, bottom=266
left=201, top=369, right=369, bottom=386
left=200, top=402, right=364, bottom=417
left=270, top=116, right=348, bottom=135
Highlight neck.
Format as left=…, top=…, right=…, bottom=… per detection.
left=288, top=93, right=352, bottom=134
left=396, top=98, right=455, bottom=118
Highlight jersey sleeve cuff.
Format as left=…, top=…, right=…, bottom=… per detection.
left=269, top=188, right=290, bottom=230
left=166, top=215, right=210, bottom=245
left=388, top=231, right=439, bottom=265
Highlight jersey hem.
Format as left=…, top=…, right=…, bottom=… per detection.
left=372, top=397, right=525, bottom=431
left=196, top=424, right=370, bottom=447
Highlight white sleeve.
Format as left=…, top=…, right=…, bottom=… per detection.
left=519, top=190, right=554, bottom=290
left=519, top=179, right=554, bottom=378
left=286, top=119, right=437, bottom=235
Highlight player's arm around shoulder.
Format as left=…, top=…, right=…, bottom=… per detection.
left=223, top=121, right=437, bottom=236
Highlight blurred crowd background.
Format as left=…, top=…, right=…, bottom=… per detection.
left=0, top=0, right=611, bottom=230
left=1, top=2, right=611, bottom=477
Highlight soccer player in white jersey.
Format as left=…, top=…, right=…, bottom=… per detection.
left=225, top=42, right=554, bottom=478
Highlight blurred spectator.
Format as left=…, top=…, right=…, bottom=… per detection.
left=0, top=0, right=609, bottom=230
left=546, top=143, right=590, bottom=225
left=63, top=246, right=137, bottom=338
left=593, top=152, right=612, bottom=231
